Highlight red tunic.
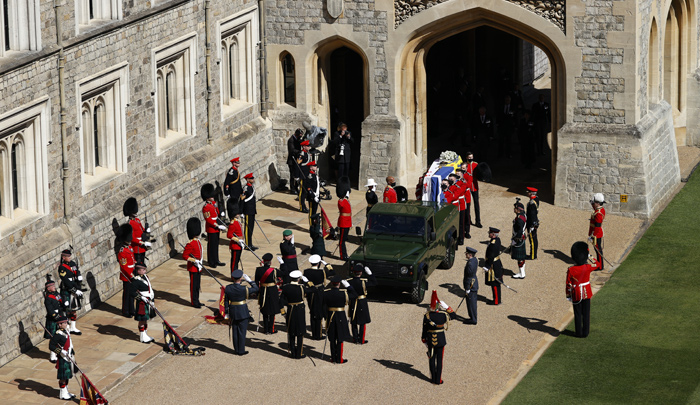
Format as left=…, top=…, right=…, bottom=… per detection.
left=129, top=217, right=146, bottom=254
left=446, top=184, right=463, bottom=210
left=383, top=186, right=397, bottom=203
left=337, top=198, right=352, bottom=228
left=464, top=161, right=479, bottom=192
left=118, top=246, right=135, bottom=282
left=202, top=201, right=220, bottom=234
left=458, top=177, right=472, bottom=204
left=183, top=238, right=204, bottom=273
left=588, top=207, right=606, bottom=238
left=227, top=219, right=243, bottom=251
left=566, top=260, right=601, bottom=302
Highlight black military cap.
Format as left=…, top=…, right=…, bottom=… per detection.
left=123, top=197, right=138, bottom=217
left=232, top=269, right=244, bottom=279
left=353, top=263, right=364, bottom=273
left=465, top=246, right=477, bottom=254
left=571, top=241, right=589, bottom=266
left=187, top=217, right=201, bottom=239
left=488, top=227, right=500, bottom=233
left=330, top=275, right=344, bottom=284
left=262, top=253, right=273, bottom=262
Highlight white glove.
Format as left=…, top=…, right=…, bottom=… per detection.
left=511, top=240, right=516, bottom=247
left=141, top=296, right=149, bottom=303
left=75, top=290, right=83, bottom=297
left=143, top=241, right=152, bottom=248
left=195, top=260, right=203, bottom=270
left=221, top=211, right=226, bottom=217
left=291, top=235, right=295, bottom=245
left=588, top=254, right=594, bottom=260
left=238, top=240, right=244, bottom=247
left=566, top=297, right=572, bottom=302
left=341, top=280, right=350, bottom=288
left=587, top=236, right=593, bottom=242
left=277, top=256, right=284, bottom=264
left=483, top=267, right=489, bottom=272
left=439, top=300, right=448, bottom=310
left=320, top=260, right=328, bottom=265
left=64, top=301, right=70, bottom=307
left=364, top=267, right=372, bottom=275
left=77, top=275, right=83, bottom=282
left=60, top=350, right=69, bottom=359
left=218, top=225, right=226, bottom=231
left=301, top=276, right=309, bottom=283
left=146, top=227, right=151, bottom=233
left=243, top=274, right=252, bottom=283
left=466, top=290, right=471, bottom=295
left=314, top=196, right=320, bottom=203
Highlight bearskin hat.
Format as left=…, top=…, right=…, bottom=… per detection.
left=200, top=183, right=216, bottom=201
left=227, top=197, right=240, bottom=217
left=123, top=197, right=138, bottom=217
left=116, top=224, right=133, bottom=244
left=571, top=241, right=589, bottom=266
left=474, top=162, right=492, bottom=182
left=336, top=176, right=352, bottom=199
left=395, top=186, right=409, bottom=203
left=186, top=217, right=201, bottom=239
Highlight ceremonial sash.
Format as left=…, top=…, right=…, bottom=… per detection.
left=260, top=267, right=275, bottom=307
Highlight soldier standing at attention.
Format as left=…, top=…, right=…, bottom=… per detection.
left=58, top=249, right=83, bottom=335
left=306, top=161, right=321, bottom=223
left=287, top=129, right=304, bottom=195
left=483, top=227, right=504, bottom=305
left=202, top=183, right=227, bottom=267
left=334, top=122, right=353, bottom=179
left=255, top=253, right=282, bottom=334
left=224, top=269, right=258, bottom=355
left=44, top=276, right=63, bottom=364
left=130, top=262, right=155, bottom=343
left=304, top=255, right=336, bottom=340
left=337, top=176, right=352, bottom=260
left=124, top=197, right=151, bottom=264
left=309, top=214, right=328, bottom=257
left=365, top=178, right=378, bottom=218
left=588, top=193, right=606, bottom=270
left=279, top=270, right=316, bottom=359
left=526, top=187, right=540, bottom=260
left=463, top=247, right=479, bottom=324
left=279, top=229, right=298, bottom=275
left=183, top=217, right=204, bottom=308
left=49, top=316, right=76, bottom=400
left=422, top=291, right=456, bottom=385
left=453, top=171, right=472, bottom=240
left=117, top=224, right=135, bottom=317
left=461, top=154, right=482, bottom=228
left=566, top=241, right=602, bottom=337
left=226, top=213, right=244, bottom=275
left=511, top=200, right=528, bottom=279
left=224, top=157, right=243, bottom=216
left=347, top=264, right=377, bottom=344
left=323, top=276, right=357, bottom=364
left=444, top=173, right=465, bottom=244
left=242, top=173, right=258, bottom=250
left=296, top=140, right=312, bottom=213
left=383, top=176, right=397, bottom=203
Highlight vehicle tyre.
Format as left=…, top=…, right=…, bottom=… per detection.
left=410, top=270, right=427, bottom=304
left=438, top=235, right=456, bottom=269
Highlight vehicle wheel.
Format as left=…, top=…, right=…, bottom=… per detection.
left=410, top=271, right=427, bottom=304
left=438, top=235, right=456, bottom=269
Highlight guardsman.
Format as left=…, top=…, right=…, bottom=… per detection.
left=224, top=269, right=259, bottom=355
left=183, top=217, right=204, bottom=308
left=309, top=214, right=328, bottom=257
left=526, top=187, right=540, bottom=260
left=566, top=241, right=602, bottom=337
left=323, top=276, right=357, bottom=364
left=337, top=176, right=352, bottom=260
left=444, top=174, right=465, bottom=244
left=279, top=229, right=298, bottom=274
left=44, top=276, right=64, bottom=364
left=306, top=161, right=321, bottom=222
left=49, top=316, right=76, bottom=399
left=588, top=193, right=606, bottom=270
left=287, top=129, right=304, bottom=194
left=483, top=227, right=504, bottom=305
left=296, top=140, right=312, bottom=213
left=422, top=291, right=456, bottom=385
left=347, top=264, right=377, bottom=344
left=242, top=173, right=258, bottom=250
left=123, top=197, right=151, bottom=264
left=202, top=183, right=227, bottom=267
left=455, top=170, right=473, bottom=240
left=130, top=261, right=155, bottom=343
left=511, top=199, right=528, bottom=279
left=365, top=178, right=378, bottom=218
left=280, top=270, right=316, bottom=358
left=116, top=224, right=135, bottom=317
left=255, top=253, right=282, bottom=334
left=227, top=212, right=244, bottom=275
left=304, top=255, right=336, bottom=340
left=383, top=176, right=397, bottom=203
left=463, top=247, right=479, bottom=324
left=461, top=154, right=482, bottom=228
left=58, top=249, right=83, bottom=335
left=224, top=157, right=243, bottom=216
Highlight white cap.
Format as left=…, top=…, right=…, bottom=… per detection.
left=289, top=270, right=302, bottom=279
left=365, top=179, right=378, bottom=187
left=591, top=193, right=605, bottom=204
left=309, top=254, right=322, bottom=264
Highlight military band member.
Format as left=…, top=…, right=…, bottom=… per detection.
left=309, top=214, right=328, bottom=257
left=183, top=217, right=204, bottom=308
left=255, top=253, right=282, bottom=334
left=287, top=129, right=304, bottom=194
left=224, top=269, right=259, bottom=355
left=304, top=255, right=336, bottom=340
left=202, top=183, right=227, bottom=267
left=511, top=200, right=528, bottom=279
left=306, top=161, right=321, bottom=222
left=242, top=173, right=258, bottom=250
left=526, top=187, right=540, bottom=260
left=365, top=178, right=378, bottom=218
left=44, top=276, right=64, bottom=363
left=130, top=262, right=156, bottom=343
left=588, top=193, right=606, bottom=270
left=116, top=224, right=135, bottom=317
left=383, top=176, right=397, bottom=203
left=422, top=291, right=456, bottom=385
left=280, top=270, right=317, bottom=358
left=347, top=264, right=377, bottom=344
left=463, top=247, right=479, bottom=324
left=279, top=229, right=298, bottom=274
left=123, top=197, right=151, bottom=264
left=58, top=249, right=83, bottom=335
left=483, top=227, right=504, bottom=305
left=296, top=140, right=312, bottom=213
left=337, top=176, right=352, bottom=260
left=224, top=157, right=243, bottom=216
left=323, top=276, right=357, bottom=364
left=49, top=316, right=76, bottom=399
left=566, top=241, right=602, bottom=338
left=227, top=213, right=245, bottom=275
left=462, top=154, right=482, bottom=228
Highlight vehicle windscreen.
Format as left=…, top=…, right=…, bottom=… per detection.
left=366, top=214, right=425, bottom=237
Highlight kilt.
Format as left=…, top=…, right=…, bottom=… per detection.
left=133, top=300, right=151, bottom=322
left=44, top=318, right=57, bottom=339
left=510, top=241, right=527, bottom=260
left=56, top=356, right=73, bottom=380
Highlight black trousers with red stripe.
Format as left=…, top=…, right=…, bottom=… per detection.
left=594, top=236, right=604, bottom=270
left=189, top=272, right=201, bottom=306
left=338, top=227, right=349, bottom=260
left=230, top=249, right=241, bottom=275
left=330, top=338, right=345, bottom=363
left=262, top=314, right=276, bottom=334
left=428, top=346, right=445, bottom=384
left=491, top=282, right=502, bottom=305
left=207, top=232, right=220, bottom=265
left=351, top=322, right=367, bottom=344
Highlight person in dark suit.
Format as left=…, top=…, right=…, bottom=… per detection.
left=498, top=95, right=516, bottom=158
left=279, top=229, right=298, bottom=274
left=518, top=110, right=536, bottom=169
left=323, top=275, right=357, bottom=363
left=472, top=106, right=493, bottom=160
left=287, top=129, right=304, bottom=194
left=483, top=227, right=504, bottom=305
left=254, top=253, right=282, bottom=334
left=531, top=93, right=551, bottom=155
left=463, top=247, right=479, bottom=324
left=224, top=157, right=243, bottom=215
left=347, top=264, right=377, bottom=344
left=333, top=122, right=353, bottom=179
left=279, top=270, right=317, bottom=358
left=303, top=255, right=335, bottom=340
left=224, top=269, right=259, bottom=355
left=422, top=291, right=456, bottom=385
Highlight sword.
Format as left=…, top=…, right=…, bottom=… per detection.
left=254, top=218, right=271, bottom=244
left=589, top=239, right=614, bottom=270
left=496, top=278, right=518, bottom=293
left=177, top=242, right=225, bottom=289
left=321, top=329, right=329, bottom=360
left=455, top=294, right=467, bottom=313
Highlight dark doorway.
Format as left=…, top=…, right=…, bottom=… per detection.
left=328, top=46, right=365, bottom=188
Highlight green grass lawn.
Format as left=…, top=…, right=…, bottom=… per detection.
left=504, top=172, right=700, bottom=404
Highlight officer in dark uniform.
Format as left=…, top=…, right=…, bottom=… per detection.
left=287, top=129, right=304, bottom=194
left=518, top=110, right=536, bottom=168
left=44, top=276, right=64, bottom=364
left=242, top=173, right=258, bottom=250
left=422, top=291, right=456, bottom=385
left=309, top=214, right=328, bottom=256
left=365, top=179, right=378, bottom=218
left=472, top=106, right=493, bottom=160
left=254, top=253, right=282, bottom=334
left=323, top=275, right=357, bottom=364
left=49, top=316, right=76, bottom=400
left=463, top=247, right=479, bottom=324
left=58, top=249, right=83, bottom=335
left=224, top=157, right=243, bottom=216
left=347, top=264, right=377, bottom=344
left=303, top=255, right=336, bottom=339
left=306, top=161, right=321, bottom=222
left=279, top=270, right=317, bottom=358
left=483, top=227, right=504, bottom=305
left=224, top=269, right=258, bottom=355
left=333, top=122, right=353, bottom=179
left=531, top=93, right=550, bottom=155
left=526, top=187, right=540, bottom=260
left=511, top=200, right=528, bottom=279
left=279, top=229, right=298, bottom=274
left=129, top=261, right=155, bottom=343
left=296, top=140, right=312, bottom=212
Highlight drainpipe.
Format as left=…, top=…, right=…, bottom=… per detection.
left=258, top=0, right=269, bottom=118
left=55, top=0, right=70, bottom=220
left=204, top=0, right=213, bottom=143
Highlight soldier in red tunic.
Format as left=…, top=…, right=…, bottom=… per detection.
left=116, top=224, right=135, bottom=317
left=336, top=176, right=352, bottom=260
left=183, top=217, right=204, bottom=308
left=461, top=153, right=482, bottom=228
left=588, top=193, right=606, bottom=270
left=202, top=183, right=227, bottom=267
left=444, top=174, right=464, bottom=245
left=227, top=212, right=244, bottom=276
left=383, top=176, right=397, bottom=203
left=566, top=241, right=602, bottom=337
left=123, top=197, right=151, bottom=264
left=456, top=170, right=473, bottom=240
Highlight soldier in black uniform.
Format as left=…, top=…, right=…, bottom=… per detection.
left=483, top=227, right=505, bottom=305
left=44, top=276, right=64, bottom=364
left=365, top=179, right=378, bottom=218
left=296, top=140, right=312, bottom=212
left=224, top=157, right=243, bottom=216
left=333, top=122, right=353, bottom=179
left=323, top=275, right=357, bottom=364
left=242, top=173, right=258, bottom=250
left=309, top=214, right=328, bottom=256
left=303, top=254, right=336, bottom=339
left=518, top=111, right=536, bottom=168
left=279, top=270, right=317, bottom=358
left=306, top=160, right=321, bottom=223
left=130, top=262, right=156, bottom=343
left=526, top=187, right=540, bottom=260
left=224, top=269, right=259, bottom=355
left=347, top=264, right=377, bottom=344
left=463, top=247, right=479, bottom=324
left=58, top=249, right=83, bottom=335
left=422, top=291, right=456, bottom=385
left=49, top=316, right=76, bottom=400
left=279, top=229, right=299, bottom=274
left=511, top=200, right=528, bottom=279
left=254, top=253, right=282, bottom=334
left=287, top=129, right=304, bottom=194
